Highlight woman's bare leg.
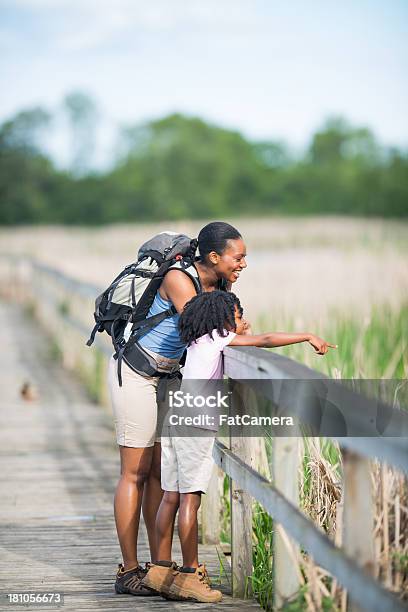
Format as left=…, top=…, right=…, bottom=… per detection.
left=155, top=491, right=180, bottom=561
left=142, top=441, right=164, bottom=562
left=114, top=445, right=153, bottom=571
left=178, top=492, right=202, bottom=567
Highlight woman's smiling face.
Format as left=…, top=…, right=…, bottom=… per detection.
left=210, top=238, right=247, bottom=284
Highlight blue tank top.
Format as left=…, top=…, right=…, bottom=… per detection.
left=139, top=291, right=186, bottom=358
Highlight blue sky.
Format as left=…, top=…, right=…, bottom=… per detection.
left=1, top=0, right=407, bottom=168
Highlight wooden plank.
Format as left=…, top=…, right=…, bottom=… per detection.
left=201, top=465, right=221, bottom=544
left=342, top=449, right=375, bottom=612
left=229, top=382, right=253, bottom=599
left=273, top=437, right=301, bottom=608
left=213, top=441, right=405, bottom=612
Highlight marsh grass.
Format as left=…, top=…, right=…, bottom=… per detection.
left=1, top=219, right=407, bottom=325
left=221, top=304, right=408, bottom=610
left=252, top=501, right=274, bottom=609
left=266, top=303, right=408, bottom=380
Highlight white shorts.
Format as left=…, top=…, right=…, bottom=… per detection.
left=161, top=429, right=215, bottom=493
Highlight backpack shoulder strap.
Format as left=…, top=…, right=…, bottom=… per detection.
left=167, top=260, right=202, bottom=294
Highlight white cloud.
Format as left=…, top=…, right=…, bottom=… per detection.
left=10, top=0, right=258, bottom=30
left=3, top=0, right=260, bottom=54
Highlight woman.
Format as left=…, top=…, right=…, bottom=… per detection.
left=109, top=221, right=247, bottom=595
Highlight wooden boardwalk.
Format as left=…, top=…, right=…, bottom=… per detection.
left=0, top=303, right=260, bottom=611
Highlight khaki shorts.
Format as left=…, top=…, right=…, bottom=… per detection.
left=161, top=429, right=215, bottom=493
left=108, top=350, right=180, bottom=448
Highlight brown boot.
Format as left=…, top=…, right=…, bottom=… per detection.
left=140, top=561, right=179, bottom=598
left=168, top=564, right=222, bottom=603
left=115, top=563, right=156, bottom=596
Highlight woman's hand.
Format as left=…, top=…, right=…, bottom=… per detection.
left=242, top=319, right=253, bottom=335
left=307, top=334, right=337, bottom=355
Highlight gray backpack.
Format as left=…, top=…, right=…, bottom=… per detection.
left=86, top=232, right=201, bottom=385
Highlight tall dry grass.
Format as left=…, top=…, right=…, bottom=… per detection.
left=0, top=218, right=407, bottom=324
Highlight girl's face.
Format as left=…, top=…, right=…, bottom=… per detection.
left=208, top=238, right=247, bottom=284
left=233, top=305, right=246, bottom=335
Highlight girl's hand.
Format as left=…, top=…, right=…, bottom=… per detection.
left=308, top=334, right=337, bottom=355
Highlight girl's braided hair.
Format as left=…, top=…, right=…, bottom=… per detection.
left=179, top=290, right=243, bottom=346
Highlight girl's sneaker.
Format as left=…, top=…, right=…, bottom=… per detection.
left=167, top=564, right=222, bottom=603
left=115, top=563, right=157, bottom=596
left=141, top=561, right=179, bottom=598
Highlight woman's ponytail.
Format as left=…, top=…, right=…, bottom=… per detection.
left=187, top=238, right=199, bottom=261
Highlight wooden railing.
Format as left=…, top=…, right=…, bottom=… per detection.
left=1, top=255, right=407, bottom=612
left=216, top=350, right=407, bottom=611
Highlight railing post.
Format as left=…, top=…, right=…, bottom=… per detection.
left=200, top=464, right=221, bottom=544
left=342, top=447, right=375, bottom=612
left=273, top=437, right=301, bottom=608
left=229, top=381, right=253, bottom=598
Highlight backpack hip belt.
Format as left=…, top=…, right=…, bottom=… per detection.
left=120, top=340, right=182, bottom=401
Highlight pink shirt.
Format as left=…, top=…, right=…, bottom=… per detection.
left=182, top=330, right=237, bottom=380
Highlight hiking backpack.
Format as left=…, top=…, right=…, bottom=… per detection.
left=86, top=232, right=201, bottom=385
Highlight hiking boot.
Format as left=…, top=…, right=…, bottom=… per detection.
left=115, top=563, right=157, bottom=596
left=167, top=564, right=222, bottom=603
left=141, top=561, right=179, bottom=598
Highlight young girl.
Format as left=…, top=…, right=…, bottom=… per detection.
left=141, top=291, right=336, bottom=603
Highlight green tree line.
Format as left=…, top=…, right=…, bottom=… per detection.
left=0, top=100, right=407, bottom=224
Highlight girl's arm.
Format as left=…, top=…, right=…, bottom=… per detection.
left=230, top=332, right=337, bottom=355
